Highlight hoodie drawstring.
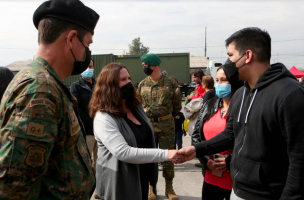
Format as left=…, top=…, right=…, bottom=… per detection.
left=245, top=89, right=258, bottom=124
left=238, top=88, right=246, bottom=122
left=237, top=88, right=258, bottom=124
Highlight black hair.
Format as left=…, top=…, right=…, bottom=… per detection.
left=0, top=68, right=14, bottom=101
left=204, top=67, right=243, bottom=121
left=225, top=27, right=271, bottom=63
left=192, top=69, right=205, bottom=79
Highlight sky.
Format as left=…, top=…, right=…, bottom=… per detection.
left=0, top=0, right=304, bottom=69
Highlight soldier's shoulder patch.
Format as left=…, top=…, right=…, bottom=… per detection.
left=27, top=122, right=44, bottom=137
left=25, top=145, right=47, bottom=167
left=30, top=98, right=56, bottom=112
left=69, top=111, right=80, bottom=136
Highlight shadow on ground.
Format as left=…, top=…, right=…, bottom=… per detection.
left=157, top=195, right=201, bottom=200
left=174, top=162, right=202, bottom=172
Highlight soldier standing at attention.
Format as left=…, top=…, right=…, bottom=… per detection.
left=0, top=0, right=99, bottom=199
left=138, top=53, right=182, bottom=200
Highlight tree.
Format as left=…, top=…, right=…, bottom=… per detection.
left=128, top=37, right=149, bottom=55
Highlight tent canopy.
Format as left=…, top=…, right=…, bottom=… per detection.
left=289, top=66, right=304, bottom=78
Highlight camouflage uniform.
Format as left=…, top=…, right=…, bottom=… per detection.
left=0, top=57, right=95, bottom=200
left=138, top=74, right=181, bottom=179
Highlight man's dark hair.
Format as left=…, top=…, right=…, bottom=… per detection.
left=225, top=27, right=271, bottom=63
left=38, top=17, right=88, bottom=45
left=192, top=69, right=205, bottom=79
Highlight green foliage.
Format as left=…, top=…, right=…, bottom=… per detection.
left=128, top=37, right=149, bottom=55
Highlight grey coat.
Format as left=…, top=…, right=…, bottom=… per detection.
left=94, top=106, right=168, bottom=200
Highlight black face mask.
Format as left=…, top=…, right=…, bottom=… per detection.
left=121, top=82, right=135, bottom=101
left=222, top=53, right=246, bottom=81
left=70, top=37, right=92, bottom=75
left=143, top=65, right=154, bottom=75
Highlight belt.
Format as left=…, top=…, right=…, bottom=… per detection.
left=149, top=114, right=172, bottom=123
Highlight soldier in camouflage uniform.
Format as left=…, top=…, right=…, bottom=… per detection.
left=0, top=0, right=99, bottom=199
left=138, top=53, right=182, bottom=200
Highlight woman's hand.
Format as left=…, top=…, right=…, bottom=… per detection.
left=206, top=159, right=217, bottom=171
left=168, top=150, right=183, bottom=163
left=214, top=157, right=227, bottom=172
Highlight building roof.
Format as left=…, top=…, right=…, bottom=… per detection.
left=6, top=60, right=32, bottom=72
left=190, top=56, right=208, bottom=68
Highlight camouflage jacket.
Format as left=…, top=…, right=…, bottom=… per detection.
left=138, top=74, right=181, bottom=118
left=0, top=57, right=95, bottom=200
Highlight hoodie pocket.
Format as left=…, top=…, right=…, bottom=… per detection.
left=235, top=157, right=264, bottom=190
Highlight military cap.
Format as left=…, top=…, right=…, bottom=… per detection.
left=141, top=53, right=162, bottom=66
left=33, top=0, right=99, bottom=34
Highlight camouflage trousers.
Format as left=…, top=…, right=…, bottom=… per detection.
left=152, top=117, right=175, bottom=180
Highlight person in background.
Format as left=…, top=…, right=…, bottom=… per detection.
left=70, top=59, right=97, bottom=167
left=0, top=67, right=14, bottom=101
left=174, top=111, right=186, bottom=150
left=138, top=53, right=182, bottom=200
left=89, top=63, right=180, bottom=200
left=0, top=0, right=99, bottom=199
left=170, top=77, right=186, bottom=150
left=194, top=75, right=216, bottom=168
left=192, top=67, right=242, bottom=200
left=179, top=27, right=304, bottom=200
left=187, top=69, right=206, bottom=101
left=201, top=75, right=216, bottom=104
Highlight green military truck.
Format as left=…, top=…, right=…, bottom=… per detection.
left=65, top=53, right=191, bottom=97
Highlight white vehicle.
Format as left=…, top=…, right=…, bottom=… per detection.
left=207, top=60, right=225, bottom=79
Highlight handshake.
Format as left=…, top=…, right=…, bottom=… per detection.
left=167, top=146, right=197, bottom=164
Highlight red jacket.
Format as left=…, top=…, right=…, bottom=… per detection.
left=191, top=84, right=206, bottom=99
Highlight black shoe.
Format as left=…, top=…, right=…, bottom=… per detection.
left=195, top=163, right=203, bottom=168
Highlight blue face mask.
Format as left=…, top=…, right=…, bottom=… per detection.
left=215, top=83, right=231, bottom=99
left=81, top=68, right=94, bottom=79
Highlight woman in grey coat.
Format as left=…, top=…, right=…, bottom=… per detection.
left=89, top=63, right=180, bottom=200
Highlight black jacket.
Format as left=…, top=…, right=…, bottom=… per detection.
left=195, top=63, right=304, bottom=200
left=174, top=112, right=185, bottom=132
left=70, top=77, right=95, bottom=135
left=192, top=97, right=231, bottom=173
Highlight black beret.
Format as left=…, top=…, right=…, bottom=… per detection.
left=33, top=0, right=99, bottom=34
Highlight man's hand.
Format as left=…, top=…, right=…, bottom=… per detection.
left=187, top=95, right=192, bottom=100
left=177, top=146, right=196, bottom=163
